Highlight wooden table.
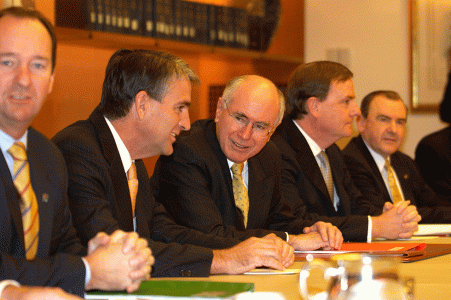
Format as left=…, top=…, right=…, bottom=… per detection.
left=150, top=237, right=451, bottom=300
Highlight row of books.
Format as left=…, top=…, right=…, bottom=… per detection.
left=55, top=0, right=275, bottom=51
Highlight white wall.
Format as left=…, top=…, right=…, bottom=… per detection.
left=304, top=0, right=447, bottom=157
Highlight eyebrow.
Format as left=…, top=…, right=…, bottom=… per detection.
left=178, top=101, right=191, bottom=108
left=0, top=52, right=50, bottom=62
left=234, top=111, right=270, bottom=127
left=377, top=114, right=406, bottom=122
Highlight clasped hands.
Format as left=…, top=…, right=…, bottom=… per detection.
left=84, top=230, right=154, bottom=293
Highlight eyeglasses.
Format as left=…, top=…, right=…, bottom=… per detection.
left=223, top=100, right=273, bottom=138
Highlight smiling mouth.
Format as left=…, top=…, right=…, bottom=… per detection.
left=232, top=141, right=248, bottom=149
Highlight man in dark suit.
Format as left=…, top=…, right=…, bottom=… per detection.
left=271, top=61, right=420, bottom=242
left=151, top=74, right=343, bottom=250
left=0, top=7, right=153, bottom=300
left=342, top=90, right=451, bottom=223
left=53, top=49, right=295, bottom=277
left=415, top=49, right=451, bottom=204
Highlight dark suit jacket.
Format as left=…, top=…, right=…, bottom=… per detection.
left=0, top=128, right=86, bottom=297
left=270, top=117, right=381, bottom=242
left=53, top=107, right=241, bottom=278
left=343, top=135, right=451, bottom=223
left=415, top=126, right=451, bottom=205
left=151, top=119, right=315, bottom=241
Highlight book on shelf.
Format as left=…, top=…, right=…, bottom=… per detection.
left=103, top=0, right=113, bottom=32
left=85, top=280, right=255, bottom=299
left=128, top=0, right=143, bottom=35
left=194, top=2, right=210, bottom=45
left=181, top=0, right=196, bottom=43
left=143, top=0, right=155, bottom=37
left=173, top=0, right=184, bottom=41
left=208, top=3, right=217, bottom=46
left=235, top=8, right=249, bottom=49
left=155, top=0, right=175, bottom=39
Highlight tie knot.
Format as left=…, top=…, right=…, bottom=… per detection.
left=317, top=151, right=328, bottom=165
left=128, top=161, right=137, bottom=180
left=384, top=158, right=391, bottom=169
left=231, top=163, right=244, bottom=176
left=8, top=142, right=27, bottom=161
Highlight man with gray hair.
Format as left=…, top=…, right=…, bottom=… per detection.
left=54, top=50, right=297, bottom=277
left=151, top=74, right=343, bottom=250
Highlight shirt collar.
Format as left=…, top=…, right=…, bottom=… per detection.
left=0, top=129, right=28, bottom=154
left=362, top=139, right=388, bottom=173
left=292, top=119, right=323, bottom=155
left=227, top=159, right=248, bottom=171
left=104, top=116, right=133, bottom=173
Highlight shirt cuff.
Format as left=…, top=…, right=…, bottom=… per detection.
left=285, top=232, right=289, bottom=243
left=0, top=280, right=21, bottom=299
left=367, top=216, right=372, bottom=243
left=82, top=257, right=91, bottom=288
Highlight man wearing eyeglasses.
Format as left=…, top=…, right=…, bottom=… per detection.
left=151, top=75, right=343, bottom=251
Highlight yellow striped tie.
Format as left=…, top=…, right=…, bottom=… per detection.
left=231, top=163, right=249, bottom=228
left=128, top=161, right=138, bottom=217
left=8, top=142, right=39, bottom=260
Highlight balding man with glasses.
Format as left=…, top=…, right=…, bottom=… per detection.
left=151, top=75, right=343, bottom=251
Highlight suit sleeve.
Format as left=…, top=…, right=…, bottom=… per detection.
left=0, top=252, right=85, bottom=297
left=53, top=130, right=229, bottom=277
left=415, top=138, right=451, bottom=204
left=151, top=145, right=287, bottom=241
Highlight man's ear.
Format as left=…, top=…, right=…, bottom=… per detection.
left=215, top=97, right=225, bottom=122
left=306, top=97, right=320, bottom=118
left=134, top=91, right=150, bottom=121
left=356, top=114, right=365, bottom=133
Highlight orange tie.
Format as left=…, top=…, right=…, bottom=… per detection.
left=128, top=161, right=138, bottom=216
left=8, top=142, right=39, bottom=260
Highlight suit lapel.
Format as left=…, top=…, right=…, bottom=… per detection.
left=27, top=129, right=54, bottom=256
left=391, top=153, right=412, bottom=201
left=353, top=136, right=393, bottom=203
left=281, top=118, right=334, bottom=207
left=0, top=150, right=24, bottom=254
left=89, top=108, right=134, bottom=232
left=246, top=155, right=273, bottom=228
left=204, top=121, right=244, bottom=229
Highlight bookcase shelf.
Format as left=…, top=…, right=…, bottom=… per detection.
left=55, top=26, right=303, bottom=65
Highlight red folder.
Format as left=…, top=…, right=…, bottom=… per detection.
left=295, top=242, right=427, bottom=261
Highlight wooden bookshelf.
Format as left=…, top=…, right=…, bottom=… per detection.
left=55, top=26, right=303, bottom=65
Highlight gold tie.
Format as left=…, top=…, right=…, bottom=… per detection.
left=231, top=163, right=249, bottom=228
left=317, top=151, right=334, bottom=200
left=128, top=161, right=139, bottom=216
left=385, top=158, right=403, bottom=204
left=8, top=142, right=39, bottom=260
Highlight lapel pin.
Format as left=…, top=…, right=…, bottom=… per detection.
left=42, top=193, right=49, bottom=203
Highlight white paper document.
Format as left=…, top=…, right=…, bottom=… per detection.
left=414, top=224, right=451, bottom=236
